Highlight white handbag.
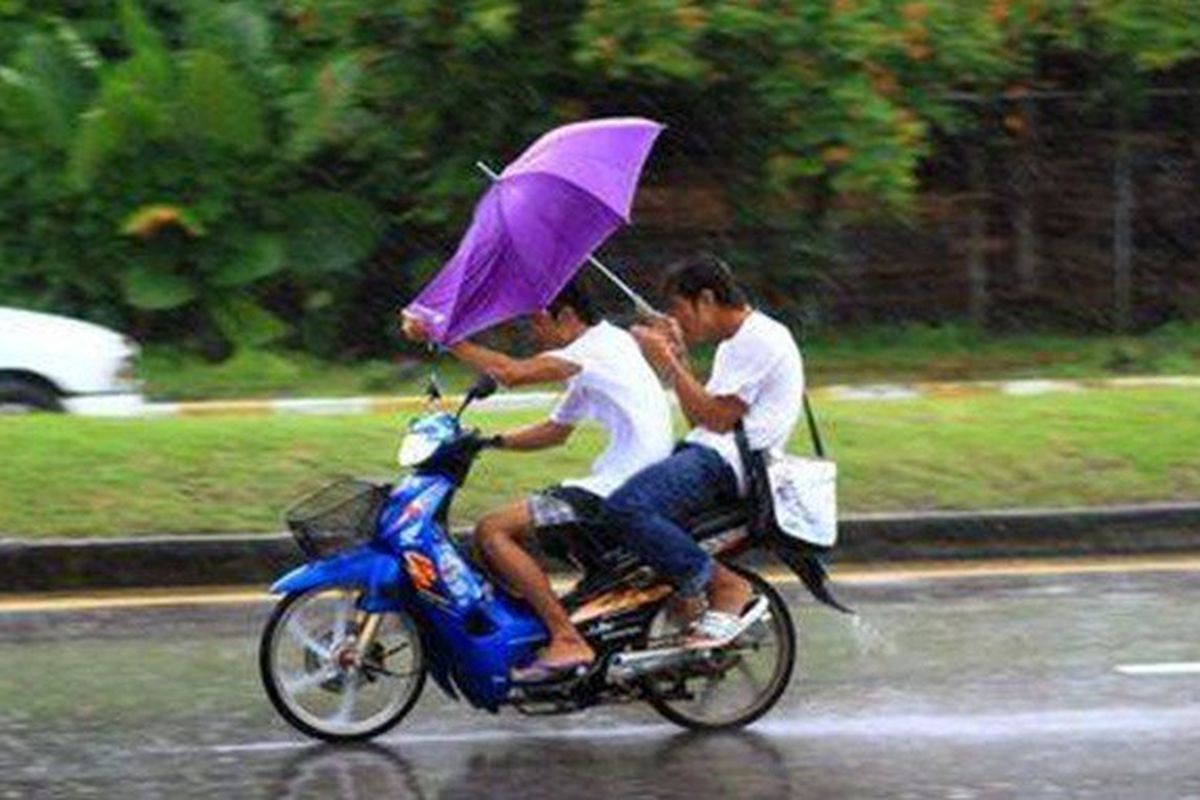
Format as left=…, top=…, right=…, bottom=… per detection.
left=737, top=393, right=838, bottom=549
left=764, top=452, right=838, bottom=547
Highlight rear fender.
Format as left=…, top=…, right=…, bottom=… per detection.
left=772, top=543, right=854, bottom=614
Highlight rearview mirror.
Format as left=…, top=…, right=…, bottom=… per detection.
left=455, top=373, right=498, bottom=419
left=467, top=373, right=498, bottom=402
left=425, top=374, right=443, bottom=402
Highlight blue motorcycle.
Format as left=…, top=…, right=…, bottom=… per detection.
left=260, top=375, right=832, bottom=742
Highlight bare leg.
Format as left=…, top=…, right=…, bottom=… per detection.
left=666, top=593, right=706, bottom=626
left=705, top=562, right=753, bottom=616
left=475, top=501, right=594, bottom=665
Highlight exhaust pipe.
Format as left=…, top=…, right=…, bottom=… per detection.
left=608, top=645, right=712, bottom=682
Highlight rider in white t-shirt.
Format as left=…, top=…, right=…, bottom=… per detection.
left=607, top=253, right=805, bottom=648
left=546, top=319, right=675, bottom=497
left=684, top=310, right=804, bottom=490
left=403, top=278, right=672, bottom=678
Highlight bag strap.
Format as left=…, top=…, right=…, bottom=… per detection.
left=738, top=392, right=826, bottom=463
left=733, top=420, right=759, bottom=483
left=802, top=392, right=826, bottom=459
left=734, top=420, right=772, bottom=507
left=733, top=420, right=772, bottom=536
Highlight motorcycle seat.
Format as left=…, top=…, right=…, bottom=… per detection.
left=454, top=502, right=753, bottom=592
left=555, top=501, right=752, bottom=579
left=686, top=504, right=750, bottom=541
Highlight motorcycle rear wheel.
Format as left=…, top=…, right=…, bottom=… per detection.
left=260, top=586, right=426, bottom=743
left=642, top=568, right=796, bottom=730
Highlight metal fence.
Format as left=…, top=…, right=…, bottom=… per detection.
left=600, top=89, right=1200, bottom=334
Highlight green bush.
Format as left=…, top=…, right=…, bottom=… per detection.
left=1, top=1, right=1197, bottom=357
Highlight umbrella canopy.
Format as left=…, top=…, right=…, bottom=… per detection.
left=405, top=117, right=663, bottom=344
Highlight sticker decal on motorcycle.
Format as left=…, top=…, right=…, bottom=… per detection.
left=404, top=551, right=439, bottom=592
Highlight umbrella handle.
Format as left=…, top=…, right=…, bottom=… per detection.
left=473, top=160, right=663, bottom=319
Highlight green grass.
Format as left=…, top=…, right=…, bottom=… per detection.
left=2, top=387, right=1197, bottom=538
left=806, top=321, right=1200, bottom=384
left=138, top=347, right=436, bottom=401
left=138, top=322, right=1200, bottom=401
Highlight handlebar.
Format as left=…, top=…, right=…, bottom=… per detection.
left=460, top=429, right=502, bottom=452
left=417, top=429, right=501, bottom=486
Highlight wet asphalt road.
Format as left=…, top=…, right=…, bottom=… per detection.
left=2, top=564, right=1199, bottom=800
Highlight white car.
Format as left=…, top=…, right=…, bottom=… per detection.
left=0, top=307, right=143, bottom=414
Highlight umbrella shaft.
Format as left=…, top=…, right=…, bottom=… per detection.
left=475, top=161, right=501, bottom=181
left=587, top=256, right=661, bottom=319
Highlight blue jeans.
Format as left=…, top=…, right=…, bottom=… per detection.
left=605, top=444, right=739, bottom=597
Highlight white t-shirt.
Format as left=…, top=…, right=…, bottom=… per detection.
left=685, top=311, right=805, bottom=492
left=546, top=320, right=675, bottom=497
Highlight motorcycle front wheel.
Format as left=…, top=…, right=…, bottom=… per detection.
left=642, top=568, right=796, bottom=731
left=260, top=586, right=426, bottom=743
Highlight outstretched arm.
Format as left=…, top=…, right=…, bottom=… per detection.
left=401, top=312, right=578, bottom=387
left=496, top=420, right=575, bottom=451
left=449, top=341, right=578, bottom=388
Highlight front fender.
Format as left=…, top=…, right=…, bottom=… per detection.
left=270, top=545, right=404, bottom=602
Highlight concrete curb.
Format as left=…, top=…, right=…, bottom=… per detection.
left=4, top=502, right=1199, bottom=593
left=76, top=376, right=1200, bottom=418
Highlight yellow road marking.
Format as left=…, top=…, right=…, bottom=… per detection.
left=175, top=401, right=273, bottom=417
left=0, top=586, right=269, bottom=613
left=1, top=553, right=1198, bottom=614
left=812, top=554, right=1200, bottom=584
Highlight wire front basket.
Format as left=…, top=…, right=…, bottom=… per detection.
left=284, top=478, right=390, bottom=560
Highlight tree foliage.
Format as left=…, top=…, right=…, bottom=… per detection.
left=0, top=0, right=1196, bottom=354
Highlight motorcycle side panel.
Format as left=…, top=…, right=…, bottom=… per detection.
left=419, top=590, right=546, bottom=711
left=378, top=480, right=548, bottom=710
left=376, top=474, right=453, bottom=549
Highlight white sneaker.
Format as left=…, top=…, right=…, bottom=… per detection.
left=684, top=596, right=770, bottom=650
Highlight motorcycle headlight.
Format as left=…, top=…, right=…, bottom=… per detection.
left=398, top=430, right=442, bottom=467
left=398, top=412, right=457, bottom=468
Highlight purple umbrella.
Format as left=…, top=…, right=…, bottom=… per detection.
left=404, top=117, right=663, bottom=345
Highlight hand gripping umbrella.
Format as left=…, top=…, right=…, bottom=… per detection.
left=404, top=117, right=663, bottom=345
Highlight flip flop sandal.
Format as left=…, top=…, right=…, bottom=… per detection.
left=684, top=596, right=770, bottom=650
left=510, top=655, right=593, bottom=684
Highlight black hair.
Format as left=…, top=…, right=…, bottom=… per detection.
left=547, top=275, right=602, bottom=325
left=661, top=252, right=748, bottom=307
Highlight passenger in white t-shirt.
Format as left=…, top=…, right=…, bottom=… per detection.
left=607, top=253, right=805, bottom=648
left=403, top=278, right=673, bottom=678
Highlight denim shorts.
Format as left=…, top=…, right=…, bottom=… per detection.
left=527, top=485, right=608, bottom=561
